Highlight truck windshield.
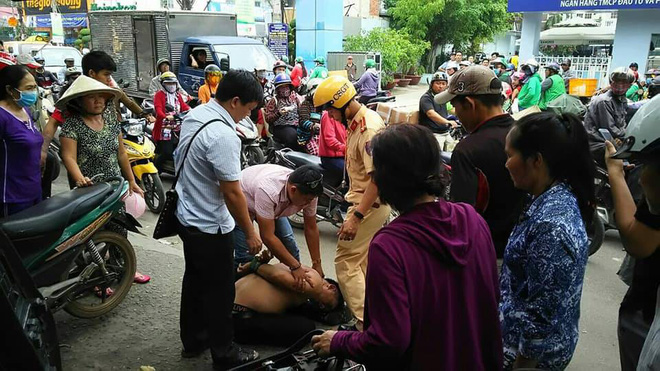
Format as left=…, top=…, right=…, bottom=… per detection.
left=214, top=44, right=277, bottom=72
left=36, top=48, right=83, bottom=68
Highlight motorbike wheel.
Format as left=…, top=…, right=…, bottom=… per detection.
left=63, top=231, right=137, bottom=319
left=288, top=211, right=305, bottom=229
left=245, top=146, right=266, bottom=167
left=587, top=210, right=605, bottom=256
left=142, top=173, right=165, bottom=213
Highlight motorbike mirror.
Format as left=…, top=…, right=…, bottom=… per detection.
left=220, top=57, right=230, bottom=72
left=165, top=104, right=175, bottom=112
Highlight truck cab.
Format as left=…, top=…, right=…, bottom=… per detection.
left=177, top=36, right=277, bottom=97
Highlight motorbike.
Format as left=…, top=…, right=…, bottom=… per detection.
left=269, top=148, right=398, bottom=229
left=237, top=117, right=266, bottom=169
left=0, top=177, right=139, bottom=319
left=365, top=91, right=396, bottom=111
left=148, top=108, right=189, bottom=177
left=588, top=161, right=644, bottom=256
left=122, top=118, right=165, bottom=213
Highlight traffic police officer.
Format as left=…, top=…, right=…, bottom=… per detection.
left=313, top=75, right=391, bottom=328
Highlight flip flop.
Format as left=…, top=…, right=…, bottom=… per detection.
left=134, top=272, right=151, bottom=284
left=94, top=286, right=114, bottom=298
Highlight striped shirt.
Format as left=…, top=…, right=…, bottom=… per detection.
left=175, top=99, right=241, bottom=234
left=240, top=164, right=317, bottom=221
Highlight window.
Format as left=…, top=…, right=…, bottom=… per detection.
left=611, top=12, right=617, bottom=19
left=187, top=45, right=212, bottom=69
left=585, top=13, right=592, bottom=19
left=214, top=44, right=277, bottom=72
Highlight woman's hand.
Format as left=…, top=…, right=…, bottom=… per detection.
left=311, top=330, right=337, bottom=357
left=166, top=115, right=174, bottom=121
left=75, top=177, right=93, bottom=187
left=338, top=215, right=360, bottom=241
left=129, top=180, right=144, bottom=197
left=604, top=141, right=624, bottom=176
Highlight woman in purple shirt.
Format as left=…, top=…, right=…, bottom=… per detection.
left=0, top=65, right=43, bottom=217
left=312, top=124, right=503, bottom=370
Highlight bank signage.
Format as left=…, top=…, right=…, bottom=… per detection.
left=22, top=0, right=88, bottom=15
left=508, top=0, right=660, bottom=12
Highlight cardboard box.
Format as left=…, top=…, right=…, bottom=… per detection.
left=511, top=105, right=541, bottom=121
left=376, top=102, right=419, bottom=125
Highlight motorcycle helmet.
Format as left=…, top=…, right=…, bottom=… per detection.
left=273, top=60, right=288, bottom=73
left=313, top=75, right=356, bottom=110
left=365, top=59, right=376, bottom=69
left=0, top=52, right=16, bottom=71
left=204, top=64, right=221, bottom=76
left=613, top=94, right=660, bottom=159
left=446, top=61, right=459, bottom=72
left=561, top=58, right=572, bottom=67
left=156, top=58, right=171, bottom=72
left=506, top=63, right=515, bottom=71
left=430, top=71, right=449, bottom=83
left=273, top=73, right=293, bottom=88
left=647, top=77, right=660, bottom=99
left=610, top=67, right=635, bottom=83
left=459, top=60, right=471, bottom=67
left=301, top=77, right=323, bottom=96
left=521, top=58, right=539, bottom=74
left=546, top=62, right=561, bottom=73
left=295, top=56, right=304, bottom=63
left=314, top=56, right=326, bottom=66
left=159, top=71, right=177, bottom=83
left=65, top=67, right=82, bottom=78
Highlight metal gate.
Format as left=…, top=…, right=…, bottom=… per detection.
left=535, top=55, right=611, bottom=88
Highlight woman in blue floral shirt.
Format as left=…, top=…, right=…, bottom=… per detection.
left=500, top=112, right=596, bottom=370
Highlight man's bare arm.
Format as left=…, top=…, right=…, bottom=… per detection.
left=255, top=263, right=317, bottom=295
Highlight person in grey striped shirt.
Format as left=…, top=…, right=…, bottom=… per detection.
left=174, top=69, right=264, bottom=370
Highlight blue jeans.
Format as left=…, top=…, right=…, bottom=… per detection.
left=233, top=217, right=299, bottom=268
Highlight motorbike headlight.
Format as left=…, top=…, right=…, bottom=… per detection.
left=127, top=123, right=144, bottom=137
left=145, top=139, right=156, bottom=154
left=124, top=144, right=141, bottom=156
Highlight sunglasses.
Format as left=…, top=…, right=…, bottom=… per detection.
left=306, top=174, right=324, bottom=189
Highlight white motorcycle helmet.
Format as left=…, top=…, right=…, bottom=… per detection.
left=613, top=95, right=660, bottom=159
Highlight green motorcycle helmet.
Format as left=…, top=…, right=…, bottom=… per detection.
left=365, top=59, right=376, bottom=69
left=295, top=56, right=304, bottom=63
left=314, top=56, right=326, bottom=65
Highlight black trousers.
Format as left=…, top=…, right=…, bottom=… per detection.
left=177, top=222, right=236, bottom=362
left=233, top=307, right=316, bottom=347
left=154, top=140, right=176, bottom=173
left=272, top=126, right=305, bottom=152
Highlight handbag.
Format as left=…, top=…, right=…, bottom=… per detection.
left=152, top=118, right=226, bottom=239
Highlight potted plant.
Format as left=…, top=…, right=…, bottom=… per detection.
left=382, top=73, right=396, bottom=90
left=405, top=64, right=425, bottom=86
left=396, top=78, right=412, bottom=87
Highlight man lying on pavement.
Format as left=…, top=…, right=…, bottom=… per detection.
left=233, top=251, right=348, bottom=347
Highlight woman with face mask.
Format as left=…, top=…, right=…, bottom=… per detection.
left=198, top=64, right=222, bottom=104
left=265, top=73, right=304, bottom=151
left=153, top=72, right=190, bottom=173
left=0, top=65, right=43, bottom=217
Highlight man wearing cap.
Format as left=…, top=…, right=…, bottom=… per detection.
left=345, top=56, right=357, bottom=82
left=234, top=164, right=324, bottom=284
left=561, top=59, right=576, bottom=90
left=58, top=57, right=75, bottom=81
left=434, top=65, right=525, bottom=257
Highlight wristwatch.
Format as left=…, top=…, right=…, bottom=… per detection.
left=353, top=210, right=365, bottom=220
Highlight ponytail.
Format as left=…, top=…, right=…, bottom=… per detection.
left=510, top=112, right=596, bottom=225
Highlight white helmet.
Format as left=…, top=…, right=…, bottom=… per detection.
left=613, top=95, right=660, bottom=159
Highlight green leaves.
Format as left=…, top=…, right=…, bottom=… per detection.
left=344, top=28, right=430, bottom=75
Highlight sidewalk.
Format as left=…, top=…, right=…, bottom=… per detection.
left=387, top=82, right=429, bottom=106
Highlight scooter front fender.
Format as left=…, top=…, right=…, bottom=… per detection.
left=133, top=163, right=158, bottom=181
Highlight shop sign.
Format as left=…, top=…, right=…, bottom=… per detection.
left=22, top=0, right=88, bottom=15
left=35, top=13, right=87, bottom=28
left=90, top=3, right=137, bottom=11
left=509, top=0, right=660, bottom=12
left=268, top=23, right=288, bottom=57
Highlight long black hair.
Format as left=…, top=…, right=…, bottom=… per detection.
left=508, top=112, right=596, bottom=224
left=371, top=124, right=447, bottom=213
left=0, top=65, right=31, bottom=101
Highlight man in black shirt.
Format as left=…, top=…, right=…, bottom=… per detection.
left=434, top=65, right=525, bottom=257
left=419, top=71, right=458, bottom=151
left=605, top=96, right=660, bottom=371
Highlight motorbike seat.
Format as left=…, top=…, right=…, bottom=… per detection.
left=283, top=151, right=324, bottom=172
left=0, top=183, right=114, bottom=241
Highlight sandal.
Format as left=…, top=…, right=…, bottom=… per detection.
left=134, top=272, right=151, bottom=284
left=94, top=286, right=114, bottom=298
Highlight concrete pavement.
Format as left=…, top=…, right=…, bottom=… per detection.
left=50, top=85, right=629, bottom=369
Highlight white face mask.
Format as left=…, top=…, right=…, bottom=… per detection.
left=164, top=84, right=177, bottom=93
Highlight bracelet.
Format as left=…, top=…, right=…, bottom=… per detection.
left=290, top=264, right=302, bottom=272
left=353, top=211, right=365, bottom=220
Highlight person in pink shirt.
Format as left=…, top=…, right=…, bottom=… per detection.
left=291, top=57, right=308, bottom=89
left=235, top=164, right=325, bottom=287
left=318, top=111, right=347, bottom=186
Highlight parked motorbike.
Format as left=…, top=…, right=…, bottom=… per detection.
left=269, top=149, right=398, bottom=229
left=148, top=108, right=189, bottom=177
left=365, top=91, right=396, bottom=111
left=237, top=117, right=266, bottom=169
left=122, top=118, right=165, bottom=213
left=0, top=177, right=139, bottom=319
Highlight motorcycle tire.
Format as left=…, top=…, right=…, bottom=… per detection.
left=587, top=210, right=605, bottom=256
left=288, top=211, right=305, bottom=229
left=245, top=146, right=266, bottom=167
left=142, top=173, right=165, bottom=213
left=63, top=231, right=137, bottom=319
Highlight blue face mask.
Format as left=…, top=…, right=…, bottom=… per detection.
left=14, top=88, right=38, bottom=107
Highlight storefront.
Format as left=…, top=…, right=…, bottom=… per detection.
left=509, top=0, right=660, bottom=74
left=22, top=0, right=90, bottom=45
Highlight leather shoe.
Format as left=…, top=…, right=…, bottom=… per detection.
left=213, top=346, right=259, bottom=370
left=181, top=346, right=208, bottom=359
